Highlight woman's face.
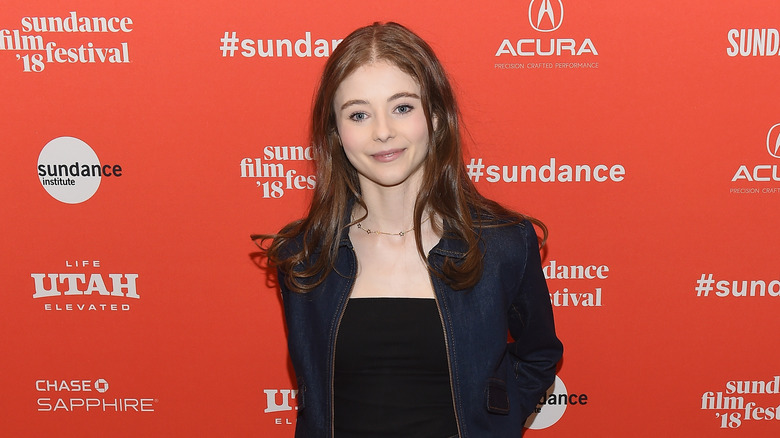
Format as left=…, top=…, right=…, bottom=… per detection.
left=333, top=61, right=430, bottom=192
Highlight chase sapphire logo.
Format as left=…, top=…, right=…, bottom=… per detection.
left=529, top=0, right=564, bottom=32
left=767, top=123, right=780, bottom=158
left=95, top=379, right=109, bottom=393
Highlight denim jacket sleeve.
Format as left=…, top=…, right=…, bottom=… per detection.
left=506, top=220, right=563, bottom=420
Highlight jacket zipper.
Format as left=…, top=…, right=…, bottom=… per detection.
left=433, top=276, right=463, bottom=437
left=329, top=247, right=356, bottom=437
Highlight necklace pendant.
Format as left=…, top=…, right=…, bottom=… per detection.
left=354, top=220, right=418, bottom=237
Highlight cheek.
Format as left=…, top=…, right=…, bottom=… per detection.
left=338, top=129, right=363, bottom=154
left=335, top=122, right=358, bottom=150
left=410, top=115, right=431, bottom=145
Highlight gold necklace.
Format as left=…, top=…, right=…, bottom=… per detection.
left=355, top=217, right=430, bottom=237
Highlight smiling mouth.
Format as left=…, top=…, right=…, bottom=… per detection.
left=372, top=149, right=404, bottom=162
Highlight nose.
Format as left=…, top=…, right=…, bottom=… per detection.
left=372, top=113, right=395, bottom=143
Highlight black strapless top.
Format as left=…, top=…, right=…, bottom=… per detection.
left=334, top=298, right=458, bottom=438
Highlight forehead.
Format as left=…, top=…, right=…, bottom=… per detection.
left=334, top=62, right=420, bottom=103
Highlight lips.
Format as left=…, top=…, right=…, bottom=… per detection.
left=371, top=148, right=405, bottom=162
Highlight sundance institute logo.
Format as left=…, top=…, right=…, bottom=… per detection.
left=37, top=136, right=123, bottom=204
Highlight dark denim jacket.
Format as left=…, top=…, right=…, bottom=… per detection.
left=279, top=219, right=563, bottom=437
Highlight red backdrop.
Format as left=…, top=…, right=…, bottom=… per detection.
left=3, top=0, right=779, bottom=436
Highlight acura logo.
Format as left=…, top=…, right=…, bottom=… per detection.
left=529, top=0, right=564, bottom=32
left=768, top=123, right=780, bottom=158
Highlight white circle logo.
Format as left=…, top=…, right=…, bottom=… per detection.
left=94, top=379, right=109, bottom=393
left=525, top=375, right=567, bottom=429
left=37, top=136, right=101, bottom=204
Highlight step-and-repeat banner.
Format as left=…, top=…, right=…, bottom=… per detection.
left=3, top=1, right=779, bottom=436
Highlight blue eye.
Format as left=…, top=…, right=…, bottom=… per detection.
left=349, top=112, right=368, bottom=122
left=395, top=104, right=413, bottom=114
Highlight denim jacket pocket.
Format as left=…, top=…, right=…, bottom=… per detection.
left=485, top=377, right=510, bottom=414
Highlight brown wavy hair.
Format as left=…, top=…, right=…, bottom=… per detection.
left=253, top=22, right=545, bottom=292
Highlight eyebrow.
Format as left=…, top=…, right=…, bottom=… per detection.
left=339, top=92, right=421, bottom=111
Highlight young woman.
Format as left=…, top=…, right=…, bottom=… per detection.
left=255, top=22, right=562, bottom=438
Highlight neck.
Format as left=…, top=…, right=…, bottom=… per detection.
left=356, top=173, right=422, bottom=231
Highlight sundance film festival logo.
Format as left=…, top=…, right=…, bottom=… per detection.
left=545, top=260, right=609, bottom=308
left=240, top=145, right=316, bottom=199
left=37, top=136, right=123, bottom=204
left=495, top=0, right=598, bottom=70
left=700, top=376, right=780, bottom=429
left=730, top=124, right=780, bottom=194
left=0, top=12, right=133, bottom=73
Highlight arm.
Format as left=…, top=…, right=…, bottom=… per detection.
left=506, top=221, right=563, bottom=419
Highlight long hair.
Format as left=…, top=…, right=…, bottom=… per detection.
left=254, top=22, right=545, bottom=292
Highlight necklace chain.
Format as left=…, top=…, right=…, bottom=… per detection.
left=355, top=216, right=430, bottom=237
